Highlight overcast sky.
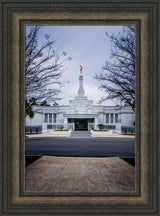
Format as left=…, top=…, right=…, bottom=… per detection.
left=26, top=25, right=124, bottom=106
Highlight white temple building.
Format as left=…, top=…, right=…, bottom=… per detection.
left=26, top=71, right=135, bottom=134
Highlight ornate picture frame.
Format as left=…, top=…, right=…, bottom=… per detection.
left=0, top=0, right=159, bottom=215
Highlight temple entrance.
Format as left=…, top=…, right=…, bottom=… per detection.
left=75, top=119, right=88, bottom=131
left=67, top=118, right=94, bottom=131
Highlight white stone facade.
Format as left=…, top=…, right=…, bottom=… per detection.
left=26, top=73, right=135, bottom=133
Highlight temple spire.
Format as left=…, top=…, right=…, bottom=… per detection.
left=78, top=65, right=85, bottom=97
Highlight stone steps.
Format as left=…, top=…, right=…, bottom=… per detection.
left=71, top=130, right=91, bottom=138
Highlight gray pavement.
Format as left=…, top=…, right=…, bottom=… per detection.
left=26, top=131, right=135, bottom=139
left=25, top=156, right=135, bottom=192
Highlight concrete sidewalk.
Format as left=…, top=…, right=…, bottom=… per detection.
left=25, top=156, right=135, bottom=192
left=26, top=131, right=135, bottom=139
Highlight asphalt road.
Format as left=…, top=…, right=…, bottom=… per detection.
left=25, top=137, right=135, bottom=157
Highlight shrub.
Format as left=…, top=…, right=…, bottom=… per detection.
left=97, top=124, right=105, bottom=130
left=59, top=126, right=64, bottom=130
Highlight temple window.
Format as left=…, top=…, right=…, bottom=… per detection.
left=115, top=114, right=118, bottom=123
left=106, top=114, right=109, bottom=124
left=110, top=114, right=113, bottom=123
left=44, top=113, right=48, bottom=123
left=53, top=114, right=57, bottom=123
left=49, top=113, right=52, bottom=123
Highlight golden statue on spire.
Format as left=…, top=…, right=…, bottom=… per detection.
left=80, top=65, right=83, bottom=74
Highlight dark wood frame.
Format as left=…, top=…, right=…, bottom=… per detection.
left=0, top=0, right=159, bottom=215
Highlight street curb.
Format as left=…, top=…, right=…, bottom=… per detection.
left=26, top=134, right=135, bottom=139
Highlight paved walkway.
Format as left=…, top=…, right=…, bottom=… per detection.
left=71, top=131, right=91, bottom=138
left=26, top=131, right=135, bottom=139
left=25, top=156, right=135, bottom=192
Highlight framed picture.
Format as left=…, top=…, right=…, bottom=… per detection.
left=24, top=24, right=136, bottom=193
left=0, top=0, right=159, bottom=215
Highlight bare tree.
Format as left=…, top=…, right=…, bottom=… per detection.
left=95, top=26, right=135, bottom=111
left=25, top=26, right=71, bottom=106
